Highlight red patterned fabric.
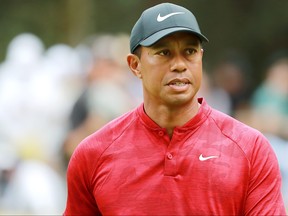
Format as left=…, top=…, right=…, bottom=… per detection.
left=64, top=98, right=286, bottom=215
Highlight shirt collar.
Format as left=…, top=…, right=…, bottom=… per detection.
left=137, top=98, right=212, bottom=131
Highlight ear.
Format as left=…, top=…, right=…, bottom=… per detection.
left=200, top=48, right=204, bottom=57
left=127, top=54, right=142, bottom=79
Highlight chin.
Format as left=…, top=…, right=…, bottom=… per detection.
left=165, top=97, right=192, bottom=107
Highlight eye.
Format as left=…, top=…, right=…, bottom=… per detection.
left=157, top=49, right=170, bottom=56
left=185, top=48, right=197, bottom=55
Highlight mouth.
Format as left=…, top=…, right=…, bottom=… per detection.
left=166, top=78, right=191, bottom=92
left=168, top=81, right=190, bottom=86
left=167, top=78, right=190, bottom=86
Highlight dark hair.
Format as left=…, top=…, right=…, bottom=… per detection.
left=133, top=46, right=142, bottom=58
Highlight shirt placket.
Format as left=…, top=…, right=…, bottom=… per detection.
left=163, top=130, right=182, bottom=177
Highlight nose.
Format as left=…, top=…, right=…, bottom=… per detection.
left=170, top=54, right=187, bottom=73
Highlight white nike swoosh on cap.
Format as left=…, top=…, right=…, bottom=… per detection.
left=157, top=12, right=185, bottom=22
left=199, top=154, right=219, bottom=161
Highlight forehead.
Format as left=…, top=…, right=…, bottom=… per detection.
left=151, top=31, right=201, bottom=47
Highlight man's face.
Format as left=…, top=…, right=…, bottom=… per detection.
left=131, top=32, right=203, bottom=107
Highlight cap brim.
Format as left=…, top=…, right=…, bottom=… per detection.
left=140, top=27, right=209, bottom=47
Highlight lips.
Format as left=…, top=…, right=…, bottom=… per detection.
left=167, top=78, right=190, bottom=86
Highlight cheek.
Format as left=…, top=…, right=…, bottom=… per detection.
left=141, top=59, right=166, bottom=82
left=198, top=73, right=203, bottom=90
left=191, top=61, right=203, bottom=77
left=141, top=66, right=166, bottom=95
left=143, top=70, right=163, bottom=89
left=189, top=62, right=203, bottom=89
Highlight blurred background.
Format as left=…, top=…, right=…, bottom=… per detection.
left=0, top=0, right=287, bottom=214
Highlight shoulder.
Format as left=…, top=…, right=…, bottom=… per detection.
left=209, top=108, right=261, bottom=137
left=74, top=107, right=139, bottom=159
left=67, top=105, right=142, bottom=187
left=207, top=107, right=281, bottom=181
left=207, top=107, right=271, bottom=157
left=66, top=107, right=139, bottom=184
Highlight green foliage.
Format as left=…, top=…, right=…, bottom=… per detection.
left=1, top=0, right=288, bottom=87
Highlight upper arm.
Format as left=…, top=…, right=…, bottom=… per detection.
left=63, top=142, right=101, bottom=215
left=244, top=135, right=286, bottom=215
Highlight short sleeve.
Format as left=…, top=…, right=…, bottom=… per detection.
left=63, top=141, right=101, bottom=215
left=244, top=135, right=286, bottom=215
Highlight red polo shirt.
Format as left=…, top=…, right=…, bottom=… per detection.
left=64, top=98, right=286, bottom=215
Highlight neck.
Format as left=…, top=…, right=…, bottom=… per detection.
left=144, top=99, right=200, bottom=138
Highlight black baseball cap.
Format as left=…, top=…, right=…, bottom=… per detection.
left=130, top=3, right=209, bottom=53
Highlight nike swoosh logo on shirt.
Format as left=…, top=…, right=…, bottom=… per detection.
left=199, top=154, right=219, bottom=161
left=157, top=12, right=185, bottom=22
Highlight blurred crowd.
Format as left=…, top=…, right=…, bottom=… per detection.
left=0, top=33, right=287, bottom=214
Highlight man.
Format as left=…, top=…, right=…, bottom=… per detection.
left=64, top=3, right=286, bottom=215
